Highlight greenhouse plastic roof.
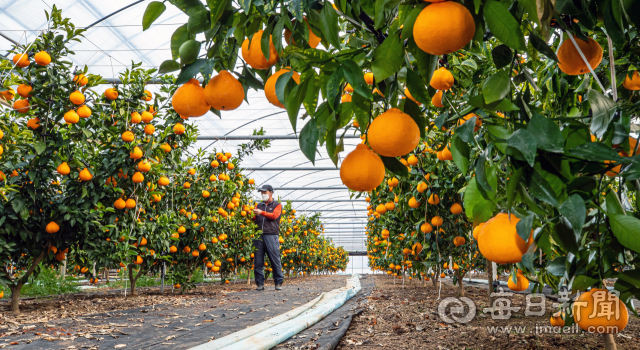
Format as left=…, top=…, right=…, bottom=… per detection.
left=0, top=0, right=368, bottom=252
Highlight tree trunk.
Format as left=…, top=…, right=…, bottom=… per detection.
left=8, top=250, right=46, bottom=314
left=60, top=259, right=66, bottom=280
left=603, top=334, right=617, bottom=350
left=486, top=258, right=494, bottom=303
left=105, top=268, right=110, bottom=283
left=247, top=268, right=251, bottom=285
left=128, top=263, right=146, bottom=296
left=10, top=284, right=22, bottom=314
left=456, top=270, right=465, bottom=297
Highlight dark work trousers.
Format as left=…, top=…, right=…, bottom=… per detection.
left=253, top=235, right=284, bottom=286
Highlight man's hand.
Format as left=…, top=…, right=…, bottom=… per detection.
left=253, top=208, right=262, bottom=215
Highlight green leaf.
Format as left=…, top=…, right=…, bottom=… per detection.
left=290, top=0, right=304, bottom=23
left=380, top=156, right=409, bottom=177
left=476, top=153, right=494, bottom=193
left=238, top=0, right=251, bottom=12
left=434, top=112, right=447, bottom=130
left=11, top=198, right=25, bottom=214
left=605, top=190, right=626, bottom=215
left=546, top=257, right=566, bottom=276
left=403, top=99, right=425, bottom=139
left=507, top=129, right=537, bottom=167
left=34, top=141, right=46, bottom=155
left=567, top=142, right=628, bottom=163
left=179, top=39, right=201, bottom=65
left=507, top=166, right=523, bottom=211
left=275, top=70, right=294, bottom=106
left=352, top=92, right=371, bottom=128
left=261, top=21, right=274, bottom=63
left=326, top=127, right=339, bottom=166
left=468, top=94, right=520, bottom=111
left=529, top=32, right=559, bottom=62
left=342, top=60, right=373, bottom=100
left=374, top=0, right=392, bottom=29
left=482, top=70, right=511, bottom=104
left=527, top=114, right=564, bottom=153
left=555, top=0, right=582, bottom=14
left=208, top=0, right=229, bottom=25
left=483, top=0, right=526, bottom=50
left=464, top=176, right=495, bottom=220
left=587, top=89, right=616, bottom=139
left=159, top=60, right=181, bottom=74
left=171, top=24, right=193, bottom=60
left=401, top=5, right=425, bottom=39
left=187, top=9, right=210, bottom=34
left=410, top=39, right=437, bottom=84
left=303, top=72, right=321, bottom=115
left=326, top=66, right=344, bottom=111
left=491, top=44, right=513, bottom=69
left=451, top=134, right=469, bottom=175
left=372, top=34, right=404, bottom=82
left=405, top=68, right=431, bottom=106
left=455, top=115, right=476, bottom=144
left=299, top=118, right=319, bottom=164
left=176, top=59, right=208, bottom=84
left=553, top=217, right=579, bottom=254
left=142, top=1, right=166, bottom=31
left=621, top=161, right=640, bottom=180
left=170, top=0, right=207, bottom=16
left=320, top=2, right=341, bottom=49
left=558, top=194, right=586, bottom=234
left=518, top=0, right=539, bottom=25
left=515, top=212, right=533, bottom=242
left=273, top=15, right=287, bottom=55
left=529, top=170, right=559, bottom=207
left=570, top=275, right=599, bottom=294
left=472, top=199, right=496, bottom=226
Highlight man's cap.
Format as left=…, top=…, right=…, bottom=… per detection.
left=257, top=184, right=274, bottom=192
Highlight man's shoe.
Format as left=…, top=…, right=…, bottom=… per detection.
left=256, top=285, right=264, bottom=291
left=275, top=284, right=282, bottom=291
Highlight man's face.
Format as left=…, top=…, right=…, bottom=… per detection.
left=260, top=191, right=271, bottom=200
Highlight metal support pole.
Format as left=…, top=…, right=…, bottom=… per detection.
left=160, top=262, right=165, bottom=293
left=243, top=167, right=339, bottom=171
left=197, top=135, right=361, bottom=141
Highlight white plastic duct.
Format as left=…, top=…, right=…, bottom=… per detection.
left=190, top=275, right=361, bottom=350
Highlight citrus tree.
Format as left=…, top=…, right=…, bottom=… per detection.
left=72, top=66, right=200, bottom=294
left=148, top=0, right=640, bottom=347
left=0, top=7, right=106, bottom=313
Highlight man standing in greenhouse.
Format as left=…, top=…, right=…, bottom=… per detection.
left=252, top=184, right=284, bottom=291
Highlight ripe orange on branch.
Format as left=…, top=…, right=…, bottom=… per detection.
left=172, top=79, right=210, bottom=117
left=367, top=108, right=420, bottom=157
left=204, top=70, right=244, bottom=111
left=557, top=36, right=603, bottom=75
left=413, top=1, right=475, bottom=56
left=340, top=144, right=385, bottom=191
left=12, top=54, right=30, bottom=67
left=477, top=213, right=533, bottom=264
left=265, top=68, right=300, bottom=108
left=241, top=30, right=279, bottom=70
left=430, top=67, right=454, bottom=90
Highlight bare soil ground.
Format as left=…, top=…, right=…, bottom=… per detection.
left=0, top=274, right=323, bottom=327
left=337, top=275, right=640, bottom=350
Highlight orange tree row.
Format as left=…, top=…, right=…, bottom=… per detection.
left=278, top=201, right=349, bottom=277
left=0, top=8, right=347, bottom=310
left=150, top=0, right=640, bottom=347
